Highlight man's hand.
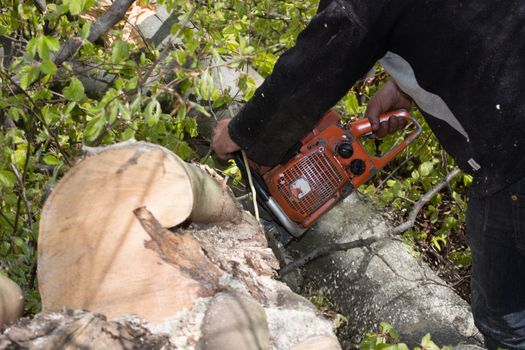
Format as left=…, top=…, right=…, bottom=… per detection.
left=211, top=118, right=241, bottom=160
left=365, top=79, right=412, bottom=138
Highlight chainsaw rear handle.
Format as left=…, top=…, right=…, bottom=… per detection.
left=349, top=109, right=421, bottom=170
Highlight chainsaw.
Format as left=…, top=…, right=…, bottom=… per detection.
left=235, top=109, right=421, bottom=242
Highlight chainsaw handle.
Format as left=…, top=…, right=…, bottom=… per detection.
left=349, top=110, right=421, bottom=170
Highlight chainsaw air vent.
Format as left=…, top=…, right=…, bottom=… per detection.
left=276, top=150, right=345, bottom=216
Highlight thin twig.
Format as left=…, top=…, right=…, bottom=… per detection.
left=279, top=237, right=380, bottom=277
left=0, top=69, right=72, bottom=165
left=10, top=164, right=34, bottom=235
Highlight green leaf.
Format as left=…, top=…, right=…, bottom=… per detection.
left=7, top=107, right=20, bottom=121
left=463, top=174, right=473, bottom=187
left=43, top=155, right=60, bottom=165
left=111, top=40, right=129, bottom=64
left=420, top=333, right=440, bottom=350
left=419, top=161, right=434, bottom=177
left=26, top=38, right=38, bottom=58
left=13, top=236, right=24, bottom=248
left=379, top=322, right=398, bottom=339
left=64, top=102, right=77, bottom=115
left=84, top=116, right=105, bottom=142
left=121, top=127, right=136, bottom=141
left=144, top=99, right=161, bottom=127
left=344, top=92, right=360, bottom=115
left=44, top=36, right=60, bottom=52
left=63, top=78, right=85, bottom=102
left=20, top=66, right=40, bottom=90
left=81, top=22, right=91, bottom=40
left=174, top=141, right=192, bottom=160
left=0, top=170, right=16, bottom=188
left=130, top=95, right=142, bottom=114
left=40, top=59, right=57, bottom=75
left=63, top=0, right=92, bottom=15
left=118, top=103, right=131, bottom=121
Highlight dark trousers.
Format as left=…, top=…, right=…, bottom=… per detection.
left=467, top=178, right=525, bottom=349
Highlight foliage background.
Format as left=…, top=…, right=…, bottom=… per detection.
left=0, top=0, right=470, bottom=322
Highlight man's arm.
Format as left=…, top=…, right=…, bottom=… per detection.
left=214, top=0, right=412, bottom=165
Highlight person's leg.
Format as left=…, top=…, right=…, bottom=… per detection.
left=466, top=179, right=525, bottom=349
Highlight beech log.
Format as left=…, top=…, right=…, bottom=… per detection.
left=0, top=275, right=23, bottom=327
left=38, top=141, right=241, bottom=322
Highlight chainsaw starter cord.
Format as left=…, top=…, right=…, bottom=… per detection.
left=241, top=150, right=260, bottom=222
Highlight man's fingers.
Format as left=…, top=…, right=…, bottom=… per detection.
left=387, top=115, right=407, bottom=134
left=211, top=118, right=241, bottom=160
left=375, top=122, right=389, bottom=138
left=373, top=116, right=407, bottom=138
left=365, top=103, right=382, bottom=132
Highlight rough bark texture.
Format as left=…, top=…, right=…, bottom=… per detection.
left=0, top=309, right=173, bottom=349
left=288, top=193, right=484, bottom=348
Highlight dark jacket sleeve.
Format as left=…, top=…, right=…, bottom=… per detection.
left=228, top=0, right=400, bottom=166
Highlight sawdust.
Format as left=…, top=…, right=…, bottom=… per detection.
left=139, top=297, right=211, bottom=349
left=157, top=211, right=339, bottom=349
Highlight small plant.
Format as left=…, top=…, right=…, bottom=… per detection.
left=360, top=322, right=453, bottom=350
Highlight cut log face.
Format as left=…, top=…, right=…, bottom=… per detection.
left=37, top=141, right=341, bottom=349
left=38, top=142, right=238, bottom=322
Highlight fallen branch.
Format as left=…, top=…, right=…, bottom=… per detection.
left=54, top=0, right=136, bottom=66
left=278, top=237, right=380, bottom=277
left=278, top=169, right=462, bottom=276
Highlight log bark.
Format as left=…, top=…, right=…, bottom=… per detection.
left=37, top=141, right=341, bottom=349
left=0, top=309, right=173, bottom=349
left=0, top=275, right=24, bottom=328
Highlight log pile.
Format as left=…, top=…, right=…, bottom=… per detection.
left=24, top=141, right=341, bottom=350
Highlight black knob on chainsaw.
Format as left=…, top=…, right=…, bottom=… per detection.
left=349, top=159, right=366, bottom=175
left=336, top=142, right=354, bottom=158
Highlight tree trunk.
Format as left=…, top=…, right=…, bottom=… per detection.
left=0, top=275, right=23, bottom=328
left=288, top=193, right=484, bottom=348
left=36, top=141, right=341, bottom=350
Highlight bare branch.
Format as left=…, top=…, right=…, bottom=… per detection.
left=54, top=0, right=136, bottom=66
left=278, top=237, right=380, bottom=277
left=390, top=168, right=461, bottom=235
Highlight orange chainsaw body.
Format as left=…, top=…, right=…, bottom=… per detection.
left=249, top=109, right=420, bottom=230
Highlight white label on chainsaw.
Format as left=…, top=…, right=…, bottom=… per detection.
left=290, top=177, right=311, bottom=199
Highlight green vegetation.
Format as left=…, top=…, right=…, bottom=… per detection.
left=0, top=0, right=470, bottom=328
left=360, top=322, right=452, bottom=350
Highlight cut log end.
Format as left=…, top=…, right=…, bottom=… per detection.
left=38, top=142, right=242, bottom=322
